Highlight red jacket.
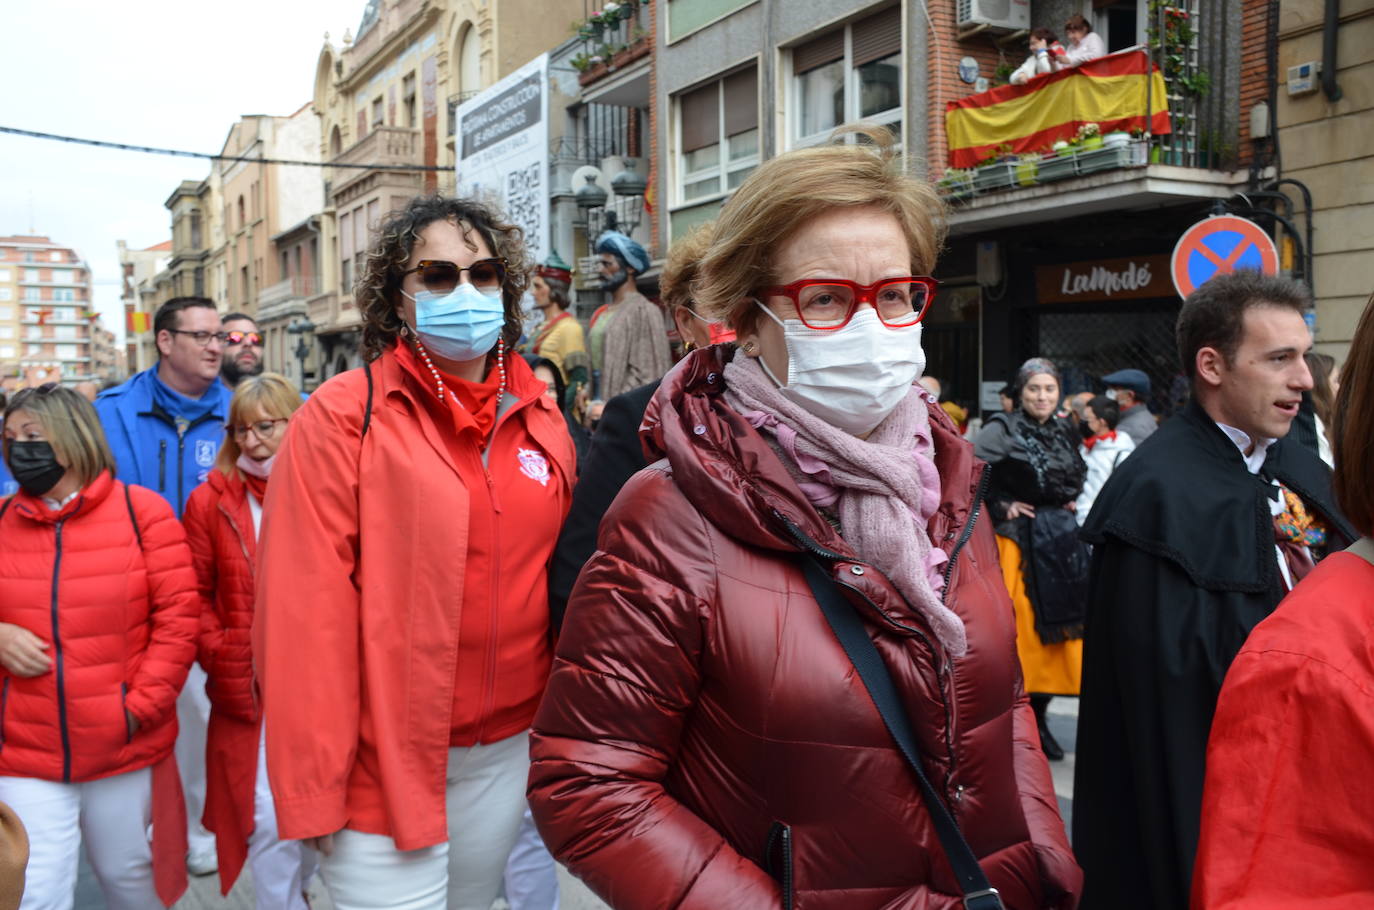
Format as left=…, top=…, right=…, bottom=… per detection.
left=182, top=469, right=261, bottom=894
left=0, top=472, right=197, bottom=904
left=1193, top=550, right=1374, bottom=908
left=254, top=345, right=575, bottom=849
left=529, top=347, right=1082, bottom=910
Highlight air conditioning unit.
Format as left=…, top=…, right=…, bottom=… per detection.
left=957, top=0, right=1031, bottom=32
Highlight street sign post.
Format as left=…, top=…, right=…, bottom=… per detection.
left=1170, top=215, right=1280, bottom=299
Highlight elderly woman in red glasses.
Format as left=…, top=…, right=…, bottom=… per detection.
left=529, top=126, right=1082, bottom=910
left=254, top=195, right=575, bottom=910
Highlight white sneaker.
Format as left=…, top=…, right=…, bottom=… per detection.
left=187, top=847, right=218, bottom=876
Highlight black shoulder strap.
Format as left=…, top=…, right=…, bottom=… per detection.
left=361, top=360, right=374, bottom=440
left=122, top=484, right=144, bottom=553
left=0, top=497, right=11, bottom=525
left=800, top=558, right=1005, bottom=910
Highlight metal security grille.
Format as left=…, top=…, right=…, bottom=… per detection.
left=1034, top=302, right=1188, bottom=418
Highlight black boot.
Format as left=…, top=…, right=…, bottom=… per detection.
left=1031, top=694, right=1064, bottom=761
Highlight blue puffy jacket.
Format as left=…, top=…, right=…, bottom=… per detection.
left=94, top=368, right=230, bottom=517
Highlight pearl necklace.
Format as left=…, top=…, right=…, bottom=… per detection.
left=412, top=336, right=507, bottom=408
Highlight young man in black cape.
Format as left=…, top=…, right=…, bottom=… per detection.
left=1072, top=271, right=1356, bottom=910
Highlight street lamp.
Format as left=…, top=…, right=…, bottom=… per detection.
left=574, top=161, right=647, bottom=261
left=286, top=317, right=317, bottom=390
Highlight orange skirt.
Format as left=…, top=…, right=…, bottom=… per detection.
left=997, top=534, right=1082, bottom=696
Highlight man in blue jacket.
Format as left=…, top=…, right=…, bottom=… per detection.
left=93, top=294, right=229, bottom=876
left=95, top=296, right=229, bottom=518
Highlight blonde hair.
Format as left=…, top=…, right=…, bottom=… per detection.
left=214, top=373, right=303, bottom=475
left=2, top=385, right=115, bottom=488
left=660, top=222, right=713, bottom=313
left=693, top=124, right=946, bottom=331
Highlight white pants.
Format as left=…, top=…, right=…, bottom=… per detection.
left=175, top=663, right=216, bottom=857
left=0, top=769, right=156, bottom=910
left=320, top=731, right=530, bottom=910
left=249, top=731, right=314, bottom=910
left=503, top=807, right=560, bottom=910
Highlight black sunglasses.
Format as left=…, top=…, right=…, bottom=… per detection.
left=398, top=258, right=507, bottom=292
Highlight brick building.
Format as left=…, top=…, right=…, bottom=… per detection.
left=654, top=0, right=1279, bottom=417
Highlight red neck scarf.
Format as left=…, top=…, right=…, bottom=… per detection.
left=1083, top=429, right=1117, bottom=451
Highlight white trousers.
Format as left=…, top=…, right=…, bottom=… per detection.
left=502, top=807, right=560, bottom=910
left=0, top=769, right=156, bottom=910
left=320, top=731, right=530, bottom=910
left=175, top=662, right=216, bottom=857
left=249, top=731, right=314, bottom=910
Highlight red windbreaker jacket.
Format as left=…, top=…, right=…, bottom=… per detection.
left=254, top=345, right=575, bottom=850
left=529, top=346, right=1082, bottom=909
left=1193, top=550, right=1374, bottom=908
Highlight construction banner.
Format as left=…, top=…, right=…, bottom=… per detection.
left=945, top=50, right=1171, bottom=169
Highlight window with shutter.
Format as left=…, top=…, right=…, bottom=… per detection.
left=790, top=6, right=903, bottom=147
left=674, top=64, right=762, bottom=208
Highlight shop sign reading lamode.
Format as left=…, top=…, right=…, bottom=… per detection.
left=1035, top=254, right=1174, bottom=304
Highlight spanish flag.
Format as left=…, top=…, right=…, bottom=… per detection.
left=945, top=50, right=1170, bottom=169
left=128, top=311, right=151, bottom=334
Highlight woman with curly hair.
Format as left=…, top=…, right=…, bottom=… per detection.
left=253, top=195, right=576, bottom=909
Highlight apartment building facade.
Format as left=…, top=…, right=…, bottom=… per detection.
left=656, top=0, right=1282, bottom=417
left=307, top=0, right=586, bottom=382
left=0, top=235, right=98, bottom=389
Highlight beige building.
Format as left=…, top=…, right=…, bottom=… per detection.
left=307, top=0, right=585, bottom=381
left=0, top=235, right=97, bottom=389
left=117, top=238, right=172, bottom=374
left=1278, top=0, right=1374, bottom=359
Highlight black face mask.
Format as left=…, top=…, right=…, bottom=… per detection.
left=7, top=441, right=67, bottom=496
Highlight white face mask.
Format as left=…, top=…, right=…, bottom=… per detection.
left=1105, top=388, right=1119, bottom=401
left=753, top=302, right=926, bottom=436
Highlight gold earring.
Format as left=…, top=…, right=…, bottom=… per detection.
left=742, top=341, right=757, bottom=354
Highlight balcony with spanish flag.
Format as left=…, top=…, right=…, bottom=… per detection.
left=919, top=0, right=1281, bottom=435
left=938, top=36, right=1248, bottom=236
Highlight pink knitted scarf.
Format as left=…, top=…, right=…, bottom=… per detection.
left=723, top=355, right=966, bottom=657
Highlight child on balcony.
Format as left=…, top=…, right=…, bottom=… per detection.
left=1010, top=28, right=1067, bottom=85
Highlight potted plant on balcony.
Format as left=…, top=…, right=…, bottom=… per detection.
left=1038, top=142, right=1078, bottom=182
left=1014, top=153, right=1041, bottom=187
left=1077, top=123, right=1103, bottom=149
left=938, top=168, right=974, bottom=200
left=972, top=145, right=1017, bottom=193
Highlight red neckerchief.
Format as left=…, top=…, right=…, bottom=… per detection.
left=531, top=311, right=571, bottom=355
left=1083, top=429, right=1116, bottom=451
left=239, top=470, right=269, bottom=504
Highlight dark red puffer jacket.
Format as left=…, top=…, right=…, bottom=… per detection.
left=182, top=469, right=261, bottom=894
left=0, top=471, right=198, bottom=780
left=530, top=346, right=1082, bottom=910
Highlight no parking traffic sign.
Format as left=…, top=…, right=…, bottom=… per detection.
left=1170, top=215, right=1280, bottom=299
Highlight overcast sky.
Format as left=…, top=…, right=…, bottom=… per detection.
left=0, top=0, right=364, bottom=345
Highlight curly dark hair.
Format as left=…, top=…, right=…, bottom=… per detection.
left=358, top=195, right=532, bottom=362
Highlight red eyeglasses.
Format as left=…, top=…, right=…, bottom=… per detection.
left=759, top=277, right=939, bottom=330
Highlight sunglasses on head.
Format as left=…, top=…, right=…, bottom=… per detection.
left=399, top=258, right=507, bottom=294
left=226, top=331, right=262, bottom=346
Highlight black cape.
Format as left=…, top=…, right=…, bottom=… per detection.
left=1071, top=399, right=1355, bottom=910
left=547, top=380, right=658, bottom=633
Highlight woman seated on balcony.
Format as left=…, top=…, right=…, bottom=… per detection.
left=1060, top=14, right=1107, bottom=67
left=1010, top=28, right=1067, bottom=85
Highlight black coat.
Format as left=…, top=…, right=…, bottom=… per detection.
left=547, top=380, right=659, bottom=632
left=1072, top=399, right=1355, bottom=910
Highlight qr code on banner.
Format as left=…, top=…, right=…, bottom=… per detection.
left=505, top=163, right=543, bottom=254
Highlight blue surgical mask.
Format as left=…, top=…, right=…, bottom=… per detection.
left=403, top=283, right=505, bottom=362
